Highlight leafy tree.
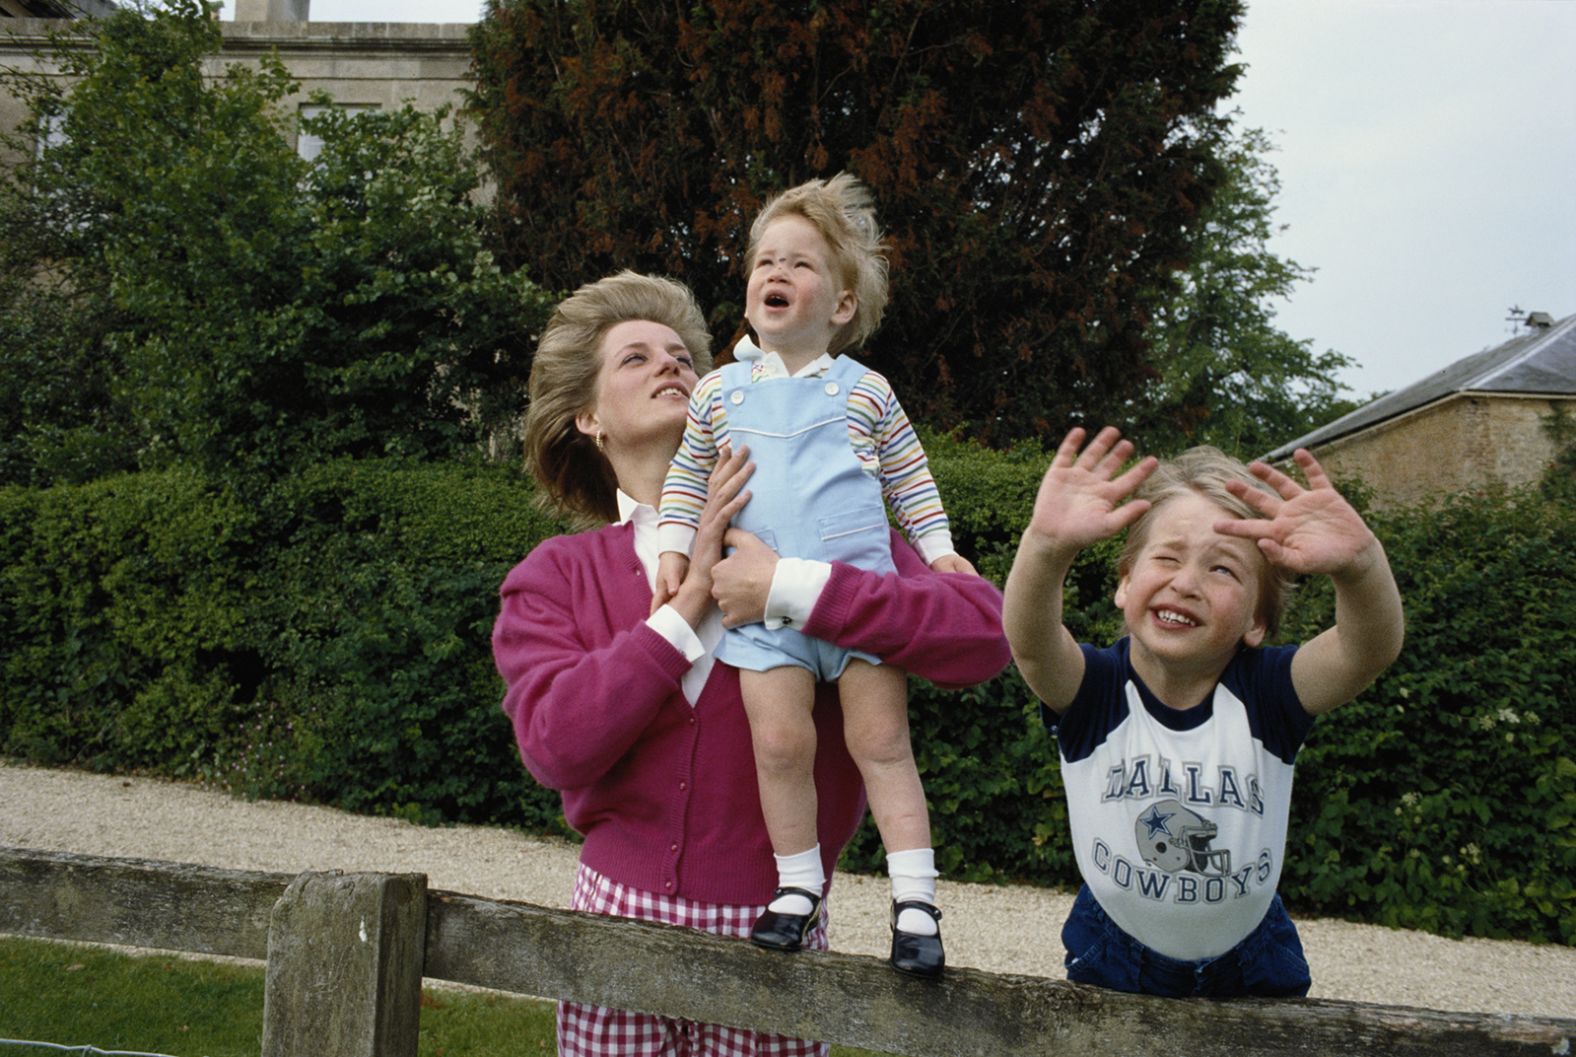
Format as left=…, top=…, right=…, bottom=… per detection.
left=471, top=0, right=1245, bottom=444
left=0, top=0, right=550, bottom=484
left=0, top=0, right=272, bottom=483
left=1131, top=124, right=1359, bottom=458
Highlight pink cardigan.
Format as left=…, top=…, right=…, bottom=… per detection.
left=492, top=523, right=1009, bottom=905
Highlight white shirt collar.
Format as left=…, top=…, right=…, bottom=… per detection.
left=736, top=331, right=834, bottom=378
left=616, top=489, right=659, bottom=591
left=615, top=488, right=652, bottom=527
left=758, top=350, right=834, bottom=380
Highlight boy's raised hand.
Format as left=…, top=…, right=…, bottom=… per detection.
left=1026, top=427, right=1158, bottom=552
left=1224, top=449, right=1403, bottom=716
left=1006, top=426, right=1153, bottom=713
left=1216, top=449, right=1381, bottom=577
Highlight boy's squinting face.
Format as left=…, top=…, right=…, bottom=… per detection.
left=1116, top=491, right=1269, bottom=688
left=745, top=215, right=855, bottom=361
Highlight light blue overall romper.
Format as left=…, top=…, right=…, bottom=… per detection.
left=713, top=354, right=895, bottom=680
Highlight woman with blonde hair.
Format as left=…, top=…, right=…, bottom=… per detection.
left=493, top=270, right=1009, bottom=1056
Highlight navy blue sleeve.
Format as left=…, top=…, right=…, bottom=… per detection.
left=1220, top=644, right=1313, bottom=765
left=1048, top=641, right=1132, bottom=764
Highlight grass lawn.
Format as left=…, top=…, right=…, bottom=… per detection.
left=0, top=936, right=884, bottom=1056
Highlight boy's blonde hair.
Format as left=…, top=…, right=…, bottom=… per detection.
left=746, top=172, right=890, bottom=355
left=523, top=271, right=713, bottom=526
left=1117, top=446, right=1297, bottom=638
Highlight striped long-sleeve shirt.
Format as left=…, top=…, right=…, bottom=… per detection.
left=657, top=353, right=955, bottom=565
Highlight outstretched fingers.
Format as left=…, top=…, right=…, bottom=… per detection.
left=1110, top=453, right=1159, bottom=501
left=1221, top=477, right=1281, bottom=522
left=1029, top=427, right=1157, bottom=550
left=1051, top=426, right=1089, bottom=468
left=1214, top=473, right=1285, bottom=546
left=1245, top=459, right=1305, bottom=503
left=1051, top=426, right=1151, bottom=486
left=1107, top=494, right=1154, bottom=534
left=1075, top=426, right=1127, bottom=476
left=1292, top=448, right=1333, bottom=491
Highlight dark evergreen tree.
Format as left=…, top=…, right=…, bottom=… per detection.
left=470, top=0, right=1245, bottom=444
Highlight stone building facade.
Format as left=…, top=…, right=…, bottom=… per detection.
left=1267, top=313, right=1576, bottom=510
left=217, top=3, right=475, bottom=158
left=2, top=1, right=475, bottom=166
left=1289, top=392, right=1570, bottom=509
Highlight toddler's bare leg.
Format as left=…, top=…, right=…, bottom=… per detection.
left=838, top=659, right=930, bottom=853
left=739, top=665, right=820, bottom=857
left=841, top=659, right=945, bottom=973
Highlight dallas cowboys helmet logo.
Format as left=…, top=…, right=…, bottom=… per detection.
left=1133, top=798, right=1232, bottom=876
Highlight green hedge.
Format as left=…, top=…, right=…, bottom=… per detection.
left=0, top=462, right=569, bottom=835
left=1277, top=485, right=1576, bottom=942
left=0, top=470, right=254, bottom=772
left=235, top=461, right=568, bottom=830
left=2, top=447, right=1572, bottom=943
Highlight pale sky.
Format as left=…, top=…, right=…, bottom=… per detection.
left=219, top=0, right=1576, bottom=399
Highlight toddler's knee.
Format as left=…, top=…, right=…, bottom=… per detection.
left=752, top=718, right=816, bottom=775
left=846, top=721, right=915, bottom=771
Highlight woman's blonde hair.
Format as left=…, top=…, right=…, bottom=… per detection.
left=523, top=271, right=712, bottom=525
left=1117, top=446, right=1297, bottom=638
left=746, top=172, right=890, bottom=355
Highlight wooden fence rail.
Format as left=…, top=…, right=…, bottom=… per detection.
left=2, top=846, right=1571, bottom=1057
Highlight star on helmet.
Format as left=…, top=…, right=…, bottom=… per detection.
left=1139, top=805, right=1176, bottom=840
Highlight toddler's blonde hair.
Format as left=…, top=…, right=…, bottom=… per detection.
left=746, top=172, right=889, bottom=355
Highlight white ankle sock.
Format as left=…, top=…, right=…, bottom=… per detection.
left=887, top=847, right=940, bottom=936
left=769, top=845, right=825, bottom=915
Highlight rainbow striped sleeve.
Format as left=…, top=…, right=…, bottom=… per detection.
left=850, top=370, right=956, bottom=563
left=657, top=370, right=729, bottom=555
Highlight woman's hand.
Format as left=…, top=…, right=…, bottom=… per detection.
left=664, top=444, right=753, bottom=629
left=710, top=529, right=779, bottom=627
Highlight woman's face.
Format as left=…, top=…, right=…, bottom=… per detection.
left=576, top=319, right=699, bottom=458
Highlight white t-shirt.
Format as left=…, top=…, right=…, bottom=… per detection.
left=1053, top=638, right=1312, bottom=960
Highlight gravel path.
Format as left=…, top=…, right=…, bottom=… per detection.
left=3, top=760, right=1572, bottom=1019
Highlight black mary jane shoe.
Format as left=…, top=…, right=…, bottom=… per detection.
left=889, top=899, right=945, bottom=979
left=749, top=887, right=823, bottom=952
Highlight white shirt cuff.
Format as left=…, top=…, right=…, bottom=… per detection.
left=915, top=532, right=956, bottom=567
left=657, top=523, right=698, bottom=558
left=647, top=604, right=706, bottom=663
left=764, top=557, right=833, bottom=630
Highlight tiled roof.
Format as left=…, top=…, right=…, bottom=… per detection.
left=1264, top=313, right=1576, bottom=460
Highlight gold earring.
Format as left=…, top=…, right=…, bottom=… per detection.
left=595, top=431, right=606, bottom=453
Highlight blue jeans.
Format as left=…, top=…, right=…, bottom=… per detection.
left=1062, top=886, right=1312, bottom=998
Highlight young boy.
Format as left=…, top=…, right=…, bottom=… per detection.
left=1003, top=426, right=1403, bottom=997
left=654, top=173, right=972, bottom=978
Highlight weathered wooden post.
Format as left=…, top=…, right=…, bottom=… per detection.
left=261, top=871, right=428, bottom=1057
